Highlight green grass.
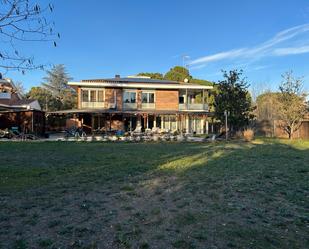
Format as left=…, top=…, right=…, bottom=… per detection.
left=0, top=139, right=308, bottom=248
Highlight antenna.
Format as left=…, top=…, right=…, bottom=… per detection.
left=182, top=55, right=190, bottom=69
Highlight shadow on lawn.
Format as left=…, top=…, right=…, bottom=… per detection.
left=145, top=140, right=309, bottom=249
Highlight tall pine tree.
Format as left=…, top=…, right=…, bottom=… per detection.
left=41, top=64, right=76, bottom=110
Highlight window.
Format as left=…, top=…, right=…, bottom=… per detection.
left=179, top=96, right=184, bottom=104
left=142, top=92, right=155, bottom=103
left=81, top=89, right=105, bottom=102
left=82, top=90, right=89, bottom=102
left=98, top=90, right=104, bottom=102
left=124, top=91, right=136, bottom=103
left=90, top=90, right=96, bottom=102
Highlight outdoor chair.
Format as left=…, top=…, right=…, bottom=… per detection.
left=132, top=125, right=142, bottom=136
left=151, top=127, right=160, bottom=133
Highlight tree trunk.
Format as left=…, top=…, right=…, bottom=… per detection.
left=289, top=129, right=293, bottom=140
left=289, top=124, right=294, bottom=140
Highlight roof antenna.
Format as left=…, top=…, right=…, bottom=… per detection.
left=182, top=55, right=190, bottom=69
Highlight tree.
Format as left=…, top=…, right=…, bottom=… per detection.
left=255, top=92, right=281, bottom=137
left=277, top=71, right=307, bottom=139
left=42, top=64, right=73, bottom=98
left=41, top=64, right=76, bottom=110
left=137, top=72, right=163, bottom=80
left=215, top=70, right=254, bottom=131
left=0, top=0, right=59, bottom=73
left=256, top=92, right=280, bottom=121
left=164, top=66, right=192, bottom=82
left=26, top=86, right=62, bottom=111
left=14, top=81, right=25, bottom=96
left=190, top=78, right=213, bottom=86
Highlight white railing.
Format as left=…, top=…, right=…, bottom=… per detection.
left=123, top=103, right=137, bottom=110
left=179, top=103, right=209, bottom=111
left=81, top=102, right=106, bottom=108
left=141, top=103, right=155, bottom=109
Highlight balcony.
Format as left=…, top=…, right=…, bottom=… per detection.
left=123, top=103, right=137, bottom=110
left=179, top=103, right=209, bottom=111
left=81, top=102, right=117, bottom=109
left=141, top=103, right=155, bottom=109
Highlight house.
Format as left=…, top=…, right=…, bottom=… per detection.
left=0, top=76, right=45, bottom=135
left=49, top=75, right=213, bottom=134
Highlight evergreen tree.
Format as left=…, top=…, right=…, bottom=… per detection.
left=27, top=87, right=62, bottom=111
left=42, top=64, right=72, bottom=99
left=215, top=70, right=254, bottom=131
left=164, top=66, right=192, bottom=82
left=41, top=64, right=76, bottom=110
left=137, top=72, right=164, bottom=80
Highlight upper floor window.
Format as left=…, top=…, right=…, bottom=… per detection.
left=98, top=90, right=104, bottom=102
left=142, top=92, right=155, bottom=103
left=82, top=90, right=89, bottom=102
left=123, top=91, right=136, bottom=103
left=90, top=90, right=96, bottom=102
left=81, top=89, right=104, bottom=102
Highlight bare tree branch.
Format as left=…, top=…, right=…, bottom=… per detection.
left=0, top=0, right=58, bottom=73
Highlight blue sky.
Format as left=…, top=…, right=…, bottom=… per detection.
left=3, top=0, right=309, bottom=93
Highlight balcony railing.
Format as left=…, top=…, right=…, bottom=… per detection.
left=141, top=103, right=155, bottom=109
left=81, top=102, right=117, bottom=109
left=179, top=103, right=209, bottom=111
left=123, top=103, right=137, bottom=110
left=81, top=102, right=107, bottom=109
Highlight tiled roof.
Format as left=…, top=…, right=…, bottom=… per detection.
left=0, top=98, right=35, bottom=107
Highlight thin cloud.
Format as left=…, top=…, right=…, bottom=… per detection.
left=189, top=49, right=245, bottom=64
left=189, top=23, right=309, bottom=66
left=273, top=45, right=309, bottom=55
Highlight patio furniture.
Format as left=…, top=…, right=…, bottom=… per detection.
left=65, top=126, right=86, bottom=139
left=151, top=127, right=160, bottom=133
left=132, top=125, right=142, bottom=136
left=152, top=134, right=159, bottom=141
left=108, top=135, right=118, bottom=141
left=176, top=134, right=185, bottom=141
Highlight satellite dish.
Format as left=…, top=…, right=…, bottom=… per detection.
left=184, top=78, right=189, bottom=83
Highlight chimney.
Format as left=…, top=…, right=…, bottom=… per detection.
left=115, top=74, right=120, bottom=78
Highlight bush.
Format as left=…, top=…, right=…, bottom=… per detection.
left=243, top=129, right=254, bottom=141
left=235, top=131, right=243, bottom=139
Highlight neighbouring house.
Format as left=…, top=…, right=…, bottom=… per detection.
left=48, top=75, right=214, bottom=134
left=0, top=76, right=45, bottom=135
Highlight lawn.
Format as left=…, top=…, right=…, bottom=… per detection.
left=0, top=139, right=308, bottom=249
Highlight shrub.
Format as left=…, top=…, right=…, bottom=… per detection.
left=243, top=129, right=254, bottom=141
left=235, top=130, right=243, bottom=139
